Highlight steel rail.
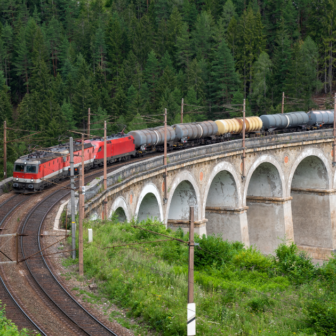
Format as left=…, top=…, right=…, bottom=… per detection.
left=0, top=195, right=46, bottom=335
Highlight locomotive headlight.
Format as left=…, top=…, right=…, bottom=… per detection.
left=31, top=179, right=33, bottom=182
left=16, top=178, right=18, bottom=181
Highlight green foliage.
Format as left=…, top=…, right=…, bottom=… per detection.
left=66, top=217, right=336, bottom=335
left=0, top=301, right=36, bottom=335
left=0, top=0, right=333, bottom=177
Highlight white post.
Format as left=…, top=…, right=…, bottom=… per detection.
left=88, top=229, right=93, bottom=243
left=187, top=303, right=196, bottom=335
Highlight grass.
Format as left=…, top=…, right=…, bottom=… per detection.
left=65, top=217, right=336, bottom=336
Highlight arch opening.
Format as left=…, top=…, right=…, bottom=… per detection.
left=137, top=193, right=161, bottom=222
left=205, top=170, right=243, bottom=242
left=291, top=156, right=332, bottom=248
left=113, top=207, right=127, bottom=223
left=246, top=162, right=284, bottom=254
left=168, top=181, right=198, bottom=220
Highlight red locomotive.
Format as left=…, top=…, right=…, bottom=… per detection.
left=12, top=134, right=135, bottom=193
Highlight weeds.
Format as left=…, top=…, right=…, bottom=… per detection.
left=65, top=218, right=336, bottom=335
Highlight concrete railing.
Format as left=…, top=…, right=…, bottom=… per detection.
left=0, top=177, right=13, bottom=196
left=83, top=128, right=334, bottom=214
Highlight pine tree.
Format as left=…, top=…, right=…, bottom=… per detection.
left=0, top=70, right=12, bottom=125
left=192, top=11, right=215, bottom=61
left=13, top=26, right=30, bottom=94
left=222, top=0, right=237, bottom=32
left=251, top=51, right=272, bottom=111
left=211, top=40, right=240, bottom=106
left=144, top=50, right=161, bottom=106
left=176, top=22, right=193, bottom=70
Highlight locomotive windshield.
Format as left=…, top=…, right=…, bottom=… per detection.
left=26, top=165, right=37, bottom=173
left=14, top=164, right=25, bottom=172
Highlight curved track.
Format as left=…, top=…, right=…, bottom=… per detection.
left=0, top=195, right=44, bottom=334
left=0, top=153, right=161, bottom=334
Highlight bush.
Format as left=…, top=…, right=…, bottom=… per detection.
left=0, top=301, right=34, bottom=335
left=304, top=298, right=336, bottom=335
left=194, top=235, right=244, bottom=268
left=246, top=295, right=274, bottom=313
left=274, top=243, right=315, bottom=284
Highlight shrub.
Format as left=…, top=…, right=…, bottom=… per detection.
left=246, top=295, right=274, bottom=312
left=274, top=243, right=315, bottom=284
left=194, top=235, right=244, bottom=268
left=304, top=298, right=336, bottom=335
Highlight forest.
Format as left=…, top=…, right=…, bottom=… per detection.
left=0, top=0, right=334, bottom=175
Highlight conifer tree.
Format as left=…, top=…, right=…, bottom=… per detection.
left=14, top=26, right=30, bottom=93
left=144, top=50, right=161, bottom=106
left=176, top=22, right=193, bottom=69
left=251, top=51, right=272, bottom=110
left=211, top=40, right=240, bottom=106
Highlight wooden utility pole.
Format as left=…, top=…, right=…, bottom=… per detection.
left=3, top=121, right=6, bottom=179
left=333, top=93, right=336, bottom=166
left=70, top=137, right=76, bottom=260
left=79, top=134, right=85, bottom=276
left=181, top=98, right=184, bottom=124
left=163, top=109, right=168, bottom=204
left=88, top=108, right=91, bottom=138
left=103, top=120, right=107, bottom=220
left=187, top=206, right=196, bottom=336
left=281, top=92, right=285, bottom=114
left=242, top=99, right=246, bottom=180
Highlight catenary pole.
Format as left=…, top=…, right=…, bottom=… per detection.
left=103, top=120, right=107, bottom=220
left=242, top=99, right=246, bottom=180
left=70, top=137, right=76, bottom=260
left=187, top=206, right=196, bottom=336
left=164, top=108, right=168, bottom=203
left=281, top=92, right=285, bottom=114
left=79, top=134, right=85, bottom=276
left=88, top=108, right=91, bottom=138
left=333, top=93, right=336, bottom=166
left=181, top=98, right=184, bottom=124
left=3, top=121, right=6, bottom=179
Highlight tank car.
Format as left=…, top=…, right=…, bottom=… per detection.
left=260, top=111, right=308, bottom=131
left=307, top=110, right=334, bottom=127
left=215, top=117, right=262, bottom=135
left=128, top=126, right=176, bottom=154
left=173, top=121, right=218, bottom=147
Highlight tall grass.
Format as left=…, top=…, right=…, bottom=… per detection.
left=66, top=217, right=336, bottom=335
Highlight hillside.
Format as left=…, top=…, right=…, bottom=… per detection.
left=0, top=0, right=334, bottom=174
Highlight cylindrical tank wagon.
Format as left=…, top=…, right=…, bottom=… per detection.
left=260, top=111, right=308, bottom=131
left=215, top=117, right=263, bottom=135
left=128, top=126, right=176, bottom=150
left=307, top=110, right=334, bottom=126
left=173, top=121, right=218, bottom=142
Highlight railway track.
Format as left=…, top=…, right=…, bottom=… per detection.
left=0, top=153, right=161, bottom=335
left=0, top=195, right=43, bottom=334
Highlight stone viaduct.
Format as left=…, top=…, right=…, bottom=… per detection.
left=83, top=129, right=336, bottom=260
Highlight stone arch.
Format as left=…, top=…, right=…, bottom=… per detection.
left=166, top=170, right=202, bottom=225
left=135, top=183, right=163, bottom=222
left=203, top=161, right=248, bottom=244
left=244, top=154, right=286, bottom=205
left=109, top=196, right=131, bottom=223
left=288, top=148, right=331, bottom=195
left=244, top=155, right=287, bottom=254
left=289, top=149, right=333, bottom=249
left=203, top=161, right=242, bottom=216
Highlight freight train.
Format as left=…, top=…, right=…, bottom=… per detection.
left=12, top=109, right=334, bottom=193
